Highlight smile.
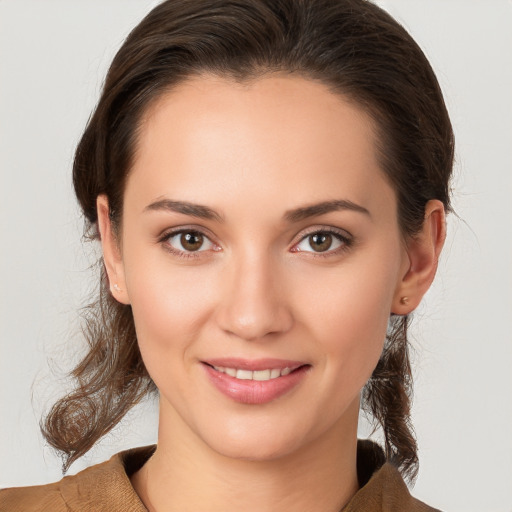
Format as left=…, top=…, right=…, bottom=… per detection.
left=211, top=366, right=293, bottom=381
left=202, top=359, right=310, bottom=405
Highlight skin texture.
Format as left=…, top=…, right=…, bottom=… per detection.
left=97, top=74, right=445, bottom=512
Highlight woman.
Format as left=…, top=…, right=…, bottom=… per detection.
left=0, top=0, right=453, bottom=510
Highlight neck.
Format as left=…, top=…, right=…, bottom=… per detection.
left=132, top=399, right=360, bottom=512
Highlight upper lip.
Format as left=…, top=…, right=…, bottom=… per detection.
left=202, top=358, right=308, bottom=371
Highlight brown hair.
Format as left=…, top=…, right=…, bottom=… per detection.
left=42, top=0, right=454, bottom=480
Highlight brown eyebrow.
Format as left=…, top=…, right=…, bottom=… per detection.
left=144, top=198, right=369, bottom=223
left=144, top=199, right=224, bottom=222
left=283, top=199, right=370, bottom=223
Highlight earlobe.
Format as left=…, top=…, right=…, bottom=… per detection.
left=392, top=200, right=446, bottom=315
left=96, top=195, right=130, bottom=305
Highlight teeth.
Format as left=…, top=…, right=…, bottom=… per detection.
left=225, top=367, right=237, bottom=377
left=236, top=369, right=253, bottom=380
left=253, top=369, right=271, bottom=381
left=212, top=365, right=294, bottom=381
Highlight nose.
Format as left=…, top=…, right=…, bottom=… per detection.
left=214, top=251, right=293, bottom=342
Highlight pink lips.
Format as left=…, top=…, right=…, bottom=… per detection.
left=202, top=358, right=310, bottom=405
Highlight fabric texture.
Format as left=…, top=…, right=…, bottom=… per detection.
left=0, top=441, right=441, bottom=511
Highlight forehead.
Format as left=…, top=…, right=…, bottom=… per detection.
left=127, top=73, right=395, bottom=218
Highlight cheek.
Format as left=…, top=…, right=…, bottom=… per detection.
left=122, top=247, right=219, bottom=361
left=124, top=263, right=223, bottom=405
left=295, top=248, right=400, bottom=378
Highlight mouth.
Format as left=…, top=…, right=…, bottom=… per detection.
left=201, top=358, right=310, bottom=404
left=202, top=357, right=307, bottom=378
left=208, top=365, right=296, bottom=381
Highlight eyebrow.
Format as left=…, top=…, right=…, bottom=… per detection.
left=143, top=198, right=370, bottom=223
left=144, top=199, right=224, bottom=222
left=283, top=199, right=371, bottom=223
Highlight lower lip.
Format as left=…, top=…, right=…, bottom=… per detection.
left=202, top=364, right=310, bottom=405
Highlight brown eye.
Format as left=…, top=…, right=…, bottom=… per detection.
left=180, top=231, right=204, bottom=251
left=308, top=233, right=333, bottom=252
left=293, top=229, right=350, bottom=255
left=165, top=230, right=216, bottom=255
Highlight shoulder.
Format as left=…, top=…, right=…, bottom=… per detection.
left=0, top=446, right=155, bottom=512
left=0, top=480, right=66, bottom=512
left=342, top=440, right=442, bottom=512
left=365, top=463, right=441, bottom=512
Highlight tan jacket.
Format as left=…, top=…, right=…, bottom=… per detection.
left=0, top=441, right=441, bottom=511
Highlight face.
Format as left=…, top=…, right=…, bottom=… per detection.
left=102, top=74, right=414, bottom=461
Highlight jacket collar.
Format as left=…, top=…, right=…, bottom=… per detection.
left=60, top=441, right=439, bottom=511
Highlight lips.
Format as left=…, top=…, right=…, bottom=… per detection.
left=211, top=366, right=293, bottom=381
left=202, top=358, right=310, bottom=405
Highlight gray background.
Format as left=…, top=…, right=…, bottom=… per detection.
left=1, top=1, right=511, bottom=510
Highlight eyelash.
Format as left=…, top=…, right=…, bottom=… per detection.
left=158, top=227, right=353, bottom=260
left=291, top=228, right=353, bottom=258
left=158, top=228, right=219, bottom=260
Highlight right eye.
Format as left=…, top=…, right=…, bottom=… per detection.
left=162, top=229, right=218, bottom=257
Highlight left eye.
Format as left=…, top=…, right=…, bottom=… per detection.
left=166, top=230, right=215, bottom=252
left=294, top=231, right=347, bottom=253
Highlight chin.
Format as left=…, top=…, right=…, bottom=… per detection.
left=197, top=417, right=313, bottom=463
left=210, top=437, right=298, bottom=462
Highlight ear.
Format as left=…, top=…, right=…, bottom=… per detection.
left=392, top=199, right=446, bottom=315
left=96, top=195, right=130, bottom=305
